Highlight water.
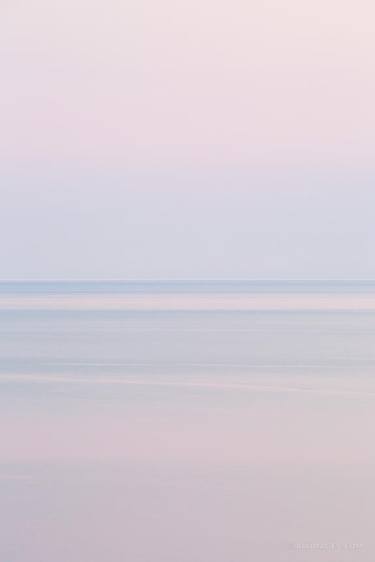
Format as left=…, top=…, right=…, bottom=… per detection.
left=1, top=281, right=375, bottom=561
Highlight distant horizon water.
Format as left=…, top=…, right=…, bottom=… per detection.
left=1, top=280, right=375, bottom=561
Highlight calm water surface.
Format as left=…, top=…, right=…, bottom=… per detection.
left=1, top=282, right=375, bottom=561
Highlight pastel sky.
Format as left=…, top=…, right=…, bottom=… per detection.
left=1, top=0, right=374, bottom=279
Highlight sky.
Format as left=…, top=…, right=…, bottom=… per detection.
left=1, top=0, right=374, bottom=280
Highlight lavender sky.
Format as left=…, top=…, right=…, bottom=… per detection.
left=1, top=0, right=374, bottom=279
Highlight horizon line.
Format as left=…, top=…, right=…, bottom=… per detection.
left=1, top=278, right=375, bottom=283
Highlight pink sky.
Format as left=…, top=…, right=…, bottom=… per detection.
left=1, top=0, right=375, bottom=279
left=2, top=0, right=375, bottom=166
